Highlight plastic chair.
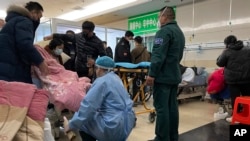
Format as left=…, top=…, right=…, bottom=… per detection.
left=231, top=96, right=250, bottom=125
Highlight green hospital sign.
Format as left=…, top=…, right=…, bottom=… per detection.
left=128, top=12, right=158, bottom=35
left=128, top=7, right=176, bottom=35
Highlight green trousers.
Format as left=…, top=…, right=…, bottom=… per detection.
left=153, top=83, right=179, bottom=141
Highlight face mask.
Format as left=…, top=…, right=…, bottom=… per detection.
left=53, top=48, right=63, bottom=55
left=157, top=20, right=161, bottom=29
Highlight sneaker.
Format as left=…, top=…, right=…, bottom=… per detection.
left=226, top=117, right=232, bottom=122
left=214, top=112, right=228, bottom=121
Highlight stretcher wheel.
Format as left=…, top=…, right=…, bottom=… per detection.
left=148, top=112, right=156, bottom=123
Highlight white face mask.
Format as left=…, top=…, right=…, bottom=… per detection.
left=53, top=48, right=63, bottom=55
left=157, top=20, right=161, bottom=29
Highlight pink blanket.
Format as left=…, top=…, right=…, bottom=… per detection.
left=34, top=45, right=91, bottom=111
left=0, top=80, right=49, bottom=140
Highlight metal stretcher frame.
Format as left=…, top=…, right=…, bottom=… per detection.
left=114, top=67, right=156, bottom=117
left=177, top=75, right=207, bottom=101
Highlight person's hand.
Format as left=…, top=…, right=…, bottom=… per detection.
left=146, top=76, right=155, bottom=86
left=87, top=58, right=95, bottom=67
left=43, top=35, right=53, bottom=41
left=63, top=116, right=70, bottom=133
left=38, top=61, right=49, bottom=76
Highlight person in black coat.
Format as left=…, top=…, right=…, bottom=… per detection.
left=217, top=35, right=250, bottom=122
left=0, top=2, right=48, bottom=83
left=102, top=41, right=113, bottom=59
left=63, top=30, right=76, bottom=71
left=44, top=21, right=106, bottom=80
left=114, top=30, right=134, bottom=62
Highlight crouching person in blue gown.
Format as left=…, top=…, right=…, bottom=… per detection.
left=64, top=56, right=136, bottom=141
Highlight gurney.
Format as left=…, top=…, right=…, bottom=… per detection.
left=114, top=62, right=156, bottom=123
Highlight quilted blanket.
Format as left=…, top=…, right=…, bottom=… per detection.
left=0, top=80, right=49, bottom=141
left=33, top=45, right=91, bottom=111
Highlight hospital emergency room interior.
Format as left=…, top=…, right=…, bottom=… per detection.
left=1, top=0, right=250, bottom=141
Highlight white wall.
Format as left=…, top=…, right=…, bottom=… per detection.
left=103, top=0, right=250, bottom=71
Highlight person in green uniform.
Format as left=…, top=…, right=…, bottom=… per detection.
left=146, top=6, right=185, bottom=141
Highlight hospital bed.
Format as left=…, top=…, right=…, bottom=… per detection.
left=177, top=69, right=208, bottom=102
left=114, top=62, right=156, bottom=123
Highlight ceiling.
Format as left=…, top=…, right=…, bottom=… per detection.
left=0, top=0, right=204, bottom=25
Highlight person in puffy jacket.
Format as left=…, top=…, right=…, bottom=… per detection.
left=44, top=21, right=106, bottom=80
left=64, top=56, right=136, bottom=141
left=0, top=2, right=49, bottom=83
left=207, top=67, right=230, bottom=100
left=207, top=68, right=225, bottom=95
left=217, top=35, right=250, bottom=122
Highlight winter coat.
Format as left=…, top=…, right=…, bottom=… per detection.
left=0, top=5, right=44, bottom=83
left=207, top=68, right=225, bottom=94
left=149, top=21, right=185, bottom=84
left=131, top=44, right=150, bottom=64
left=217, top=41, right=250, bottom=84
left=53, top=32, right=106, bottom=75
left=114, top=37, right=132, bottom=62
left=105, top=46, right=113, bottom=59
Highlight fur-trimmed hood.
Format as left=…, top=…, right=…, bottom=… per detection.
left=5, top=5, right=31, bottom=21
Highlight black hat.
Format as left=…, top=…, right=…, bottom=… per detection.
left=82, top=21, right=95, bottom=31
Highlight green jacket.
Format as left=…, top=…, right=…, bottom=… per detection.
left=149, top=21, right=185, bottom=84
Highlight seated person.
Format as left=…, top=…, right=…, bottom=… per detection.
left=207, top=67, right=230, bottom=101
left=43, top=38, right=65, bottom=139
left=64, top=56, right=136, bottom=141
left=44, top=38, right=64, bottom=65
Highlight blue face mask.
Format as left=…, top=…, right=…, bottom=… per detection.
left=53, top=48, right=63, bottom=55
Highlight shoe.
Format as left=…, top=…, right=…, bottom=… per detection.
left=226, top=117, right=232, bottom=122
left=214, top=112, right=228, bottom=121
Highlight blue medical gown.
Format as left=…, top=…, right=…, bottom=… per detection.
left=69, top=72, right=136, bottom=141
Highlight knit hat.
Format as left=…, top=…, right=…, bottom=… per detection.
left=95, top=56, right=115, bottom=69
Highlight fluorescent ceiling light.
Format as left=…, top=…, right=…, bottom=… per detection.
left=57, top=0, right=137, bottom=21
left=0, top=10, right=6, bottom=19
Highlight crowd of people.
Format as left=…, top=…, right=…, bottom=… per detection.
left=1, top=1, right=249, bottom=141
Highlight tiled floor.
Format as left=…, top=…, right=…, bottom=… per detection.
left=58, top=97, right=225, bottom=141
left=127, top=98, right=219, bottom=141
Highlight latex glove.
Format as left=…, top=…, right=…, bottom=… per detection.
left=63, top=116, right=70, bottom=133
